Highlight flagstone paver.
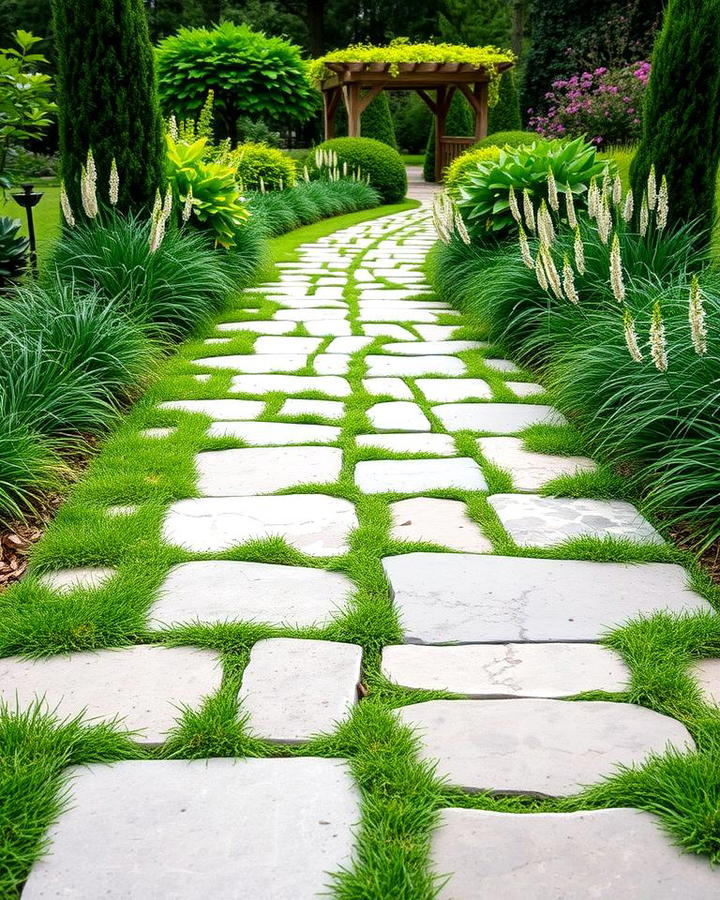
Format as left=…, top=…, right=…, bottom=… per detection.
left=160, top=399, right=264, bottom=419
left=395, top=699, right=694, bottom=795
left=484, top=357, right=522, bottom=373
left=150, top=561, right=352, bottom=629
left=365, top=355, right=466, bottom=377
left=383, top=340, right=487, bottom=355
left=240, top=638, right=363, bottom=743
left=304, top=319, right=353, bottom=336
left=367, top=400, right=431, bottom=432
left=230, top=374, right=351, bottom=396
left=415, top=377, right=492, bottom=402
left=274, top=307, right=347, bottom=321
left=325, top=336, right=374, bottom=354
left=382, top=643, right=629, bottom=697
left=362, top=323, right=417, bottom=340
left=430, top=808, right=720, bottom=899
left=478, top=437, right=597, bottom=491
left=254, top=336, right=323, bottom=354
left=489, top=494, right=665, bottom=547
left=162, top=495, right=357, bottom=555
left=208, top=421, right=341, bottom=445
left=389, top=497, right=491, bottom=552
left=217, top=320, right=296, bottom=334
left=433, top=402, right=567, bottom=432
left=195, top=447, right=342, bottom=495
left=355, top=433, right=457, bottom=456
left=413, top=324, right=460, bottom=340
left=38, top=566, right=117, bottom=593
left=355, top=458, right=487, bottom=494
left=689, top=658, right=720, bottom=706
left=194, top=353, right=308, bottom=373
left=362, top=377, right=414, bottom=399
left=505, top=380, right=546, bottom=397
left=314, top=353, right=351, bottom=375
left=383, top=553, right=711, bottom=642
left=0, top=646, right=220, bottom=745
left=21, top=758, right=360, bottom=899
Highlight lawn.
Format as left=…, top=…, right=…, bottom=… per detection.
left=0, top=182, right=61, bottom=264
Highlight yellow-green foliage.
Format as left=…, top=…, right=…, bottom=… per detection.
left=444, top=146, right=500, bottom=194
left=309, top=39, right=514, bottom=104
left=229, top=142, right=297, bottom=191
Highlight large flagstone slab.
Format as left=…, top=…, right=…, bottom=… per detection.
left=208, top=421, right=340, bottom=445
left=382, top=643, right=629, bottom=697
left=274, top=308, right=347, bottom=321
left=430, top=808, right=720, bottom=899
left=362, top=324, right=417, bottom=341
left=314, top=353, right=350, bottom=375
left=390, top=497, right=491, bottom=552
left=159, top=399, right=264, bottom=420
left=478, top=437, right=596, bottom=491
left=489, top=494, right=665, bottom=546
left=395, top=699, right=694, bottom=795
left=365, top=355, right=465, bottom=377
left=356, top=433, right=456, bottom=456
left=162, top=495, right=357, bottom=555
left=217, top=320, right=295, bottom=335
left=325, top=337, right=373, bottom=354
left=150, top=561, right=353, bottom=629
left=359, top=310, right=438, bottom=324
left=0, top=646, right=220, bottom=745
left=195, top=447, right=342, bottom=495
left=383, top=340, right=486, bottom=355
left=505, top=380, right=546, bottom=397
left=483, top=357, right=522, bottom=373
left=689, top=658, right=720, bottom=706
left=433, top=402, right=566, bottom=432
left=355, top=458, right=486, bottom=494
left=415, top=378, right=492, bottom=402
left=382, top=553, right=711, bottom=643
left=22, top=757, right=360, bottom=899
left=193, top=354, right=307, bottom=373
left=367, top=401, right=431, bottom=432
left=240, top=638, right=362, bottom=743
left=304, top=319, right=352, bottom=336
left=230, top=374, right=350, bottom=397
left=414, top=325, right=461, bottom=340
left=362, top=377, right=413, bottom=399
left=253, top=336, right=323, bottom=354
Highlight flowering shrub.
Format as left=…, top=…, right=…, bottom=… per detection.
left=529, top=63, right=650, bottom=146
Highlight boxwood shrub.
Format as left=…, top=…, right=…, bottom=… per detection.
left=313, top=137, right=407, bottom=203
left=475, top=130, right=547, bottom=151
left=232, top=143, right=297, bottom=191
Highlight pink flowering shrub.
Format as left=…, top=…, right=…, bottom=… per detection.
left=529, top=62, right=650, bottom=146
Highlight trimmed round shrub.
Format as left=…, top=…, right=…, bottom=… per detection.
left=312, top=137, right=407, bottom=203
left=475, top=130, right=547, bottom=150
left=232, top=143, right=297, bottom=191
left=444, top=147, right=501, bottom=194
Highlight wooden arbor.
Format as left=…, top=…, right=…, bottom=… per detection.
left=320, top=61, right=514, bottom=182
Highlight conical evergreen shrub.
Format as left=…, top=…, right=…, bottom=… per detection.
left=630, top=0, right=720, bottom=236
left=52, top=0, right=165, bottom=213
left=360, top=93, right=397, bottom=148
left=424, top=91, right=473, bottom=182
left=488, top=69, right=521, bottom=134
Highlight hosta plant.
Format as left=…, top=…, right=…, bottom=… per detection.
left=456, top=136, right=610, bottom=241
left=0, top=217, right=28, bottom=289
left=165, top=134, right=249, bottom=247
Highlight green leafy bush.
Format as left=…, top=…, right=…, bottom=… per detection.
left=444, top=146, right=500, bottom=194
left=0, top=217, right=28, bottom=289
left=312, top=137, right=406, bottom=203
left=165, top=134, right=250, bottom=247
left=476, top=130, right=546, bottom=150
left=156, top=23, right=317, bottom=143
left=456, top=136, right=608, bottom=239
left=231, top=143, right=297, bottom=191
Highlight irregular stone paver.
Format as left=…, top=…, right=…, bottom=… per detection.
left=275, top=308, right=347, bottom=321
left=382, top=643, right=629, bottom=697
left=196, top=447, right=342, bottom=495
left=359, top=310, right=438, bottom=324
left=484, top=357, right=522, bottom=373
left=240, top=638, right=362, bottom=743
left=162, top=495, right=357, bottom=555
left=304, top=319, right=352, bottom=336
left=39, top=567, right=117, bottom=593
left=414, top=324, right=460, bottom=340
left=367, top=400, right=431, bottom=432
left=433, top=402, right=566, bottom=432
left=689, top=658, right=720, bottom=706
left=230, top=374, right=350, bottom=397
left=195, top=353, right=307, bottom=373
left=150, top=561, right=352, bottom=629
left=505, top=380, right=546, bottom=397
left=0, top=646, right=220, bottom=745
left=22, top=757, right=360, bottom=899
left=217, top=320, right=295, bottom=334
left=279, top=398, right=344, bottom=419
left=314, top=353, right=350, bottom=375
left=355, top=458, right=487, bottom=494
left=395, top=699, right=694, bottom=795
left=416, top=378, right=492, bottom=402
left=362, top=377, right=413, bottom=399
left=383, top=340, right=486, bottom=355
left=356, top=433, right=456, bottom=456
left=159, top=399, right=264, bottom=420
left=254, top=336, right=323, bottom=354
left=430, top=808, right=720, bottom=899
left=362, top=323, right=417, bottom=340
left=208, top=421, right=340, bottom=445
left=325, top=337, right=373, bottom=354
left=489, top=494, right=665, bottom=547
left=478, top=437, right=596, bottom=491
left=390, top=497, right=491, bottom=552
left=382, top=553, right=711, bottom=642
left=365, top=355, right=465, bottom=377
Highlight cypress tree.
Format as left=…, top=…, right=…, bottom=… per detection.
left=630, top=0, right=720, bottom=235
left=423, top=91, right=473, bottom=182
left=52, top=0, right=165, bottom=213
left=488, top=69, right=521, bottom=134
left=360, top=93, right=397, bottom=149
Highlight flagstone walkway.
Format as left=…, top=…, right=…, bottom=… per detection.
left=7, top=205, right=720, bottom=897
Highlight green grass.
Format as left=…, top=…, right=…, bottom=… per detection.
left=0, top=183, right=61, bottom=264
left=402, top=154, right=425, bottom=167
left=2, top=201, right=720, bottom=894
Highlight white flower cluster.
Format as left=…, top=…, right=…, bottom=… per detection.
left=149, top=186, right=173, bottom=252
left=432, top=191, right=470, bottom=244
left=313, top=147, right=367, bottom=184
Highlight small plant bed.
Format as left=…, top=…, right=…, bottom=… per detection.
left=1, top=199, right=720, bottom=897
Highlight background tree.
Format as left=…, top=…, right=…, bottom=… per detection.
left=439, top=0, right=510, bottom=46
left=52, top=0, right=164, bottom=212
left=630, top=0, right=720, bottom=235
left=488, top=68, right=521, bottom=134
left=424, top=91, right=473, bottom=182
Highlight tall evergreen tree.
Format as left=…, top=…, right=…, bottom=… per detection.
left=423, top=91, right=473, bottom=182
left=52, top=0, right=164, bottom=212
left=488, top=69, right=521, bottom=134
left=630, top=0, right=720, bottom=235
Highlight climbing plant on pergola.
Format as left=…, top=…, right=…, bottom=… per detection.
left=309, top=43, right=515, bottom=182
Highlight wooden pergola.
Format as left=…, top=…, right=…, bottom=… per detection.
left=320, top=61, right=514, bottom=182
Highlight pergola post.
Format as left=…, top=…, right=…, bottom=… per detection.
left=473, top=81, right=489, bottom=142
left=323, top=86, right=341, bottom=140
left=344, top=83, right=361, bottom=137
